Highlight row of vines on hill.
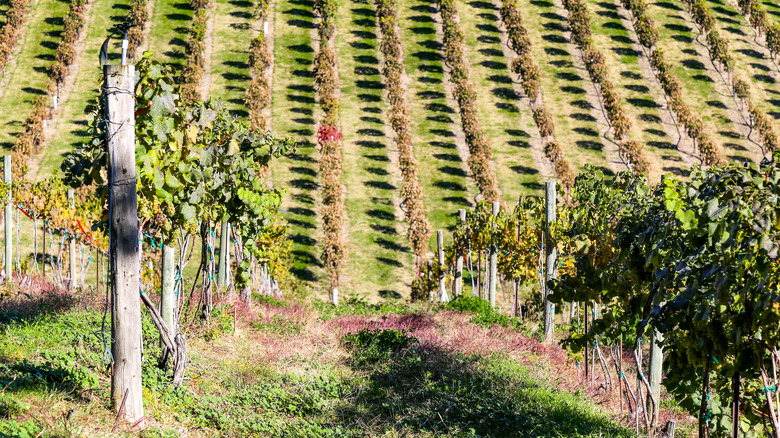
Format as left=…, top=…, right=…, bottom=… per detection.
left=679, top=0, right=778, bottom=154
left=313, top=0, right=345, bottom=290
left=12, top=0, right=88, bottom=177
left=732, top=0, right=780, bottom=154
left=619, top=0, right=725, bottom=166
left=375, top=0, right=432, bottom=267
left=0, top=0, right=29, bottom=73
left=562, top=0, right=649, bottom=173
left=438, top=0, right=501, bottom=203
left=127, top=0, right=150, bottom=58
left=181, top=0, right=208, bottom=102
left=412, top=199, right=547, bottom=309
left=499, top=0, right=574, bottom=188
left=247, top=0, right=272, bottom=132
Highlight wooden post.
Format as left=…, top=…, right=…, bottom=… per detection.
left=4, top=155, right=10, bottom=283
left=454, top=209, right=465, bottom=296
left=68, top=190, right=77, bottom=288
left=649, top=291, right=664, bottom=424
left=488, top=201, right=499, bottom=308
left=543, top=182, right=556, bottom=343
left=437, top=230, right=446, bottom=302
left=160, top=244, right=176, bottom=337
left=584, top=301, right=589, bottom=379
left=217, top=222, right=229, bottom=288
left=427, top=259, right=433, bottom=302
left=105, top=64, right=143, bottom=423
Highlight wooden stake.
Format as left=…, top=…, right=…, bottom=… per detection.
left=488, top=201, right=499, bottom=308
left=161, top=244, right=176, bottom=341
left=543, top=182, right=556, bottom=343
left=106, top=64, right=143, bottom=424
left=454, top=209, right=465, bottom=296
left=437, top=230, right=446, bottom=302
left=217, top=222, right=229, bottom=288
left=68, top=189, right=77, bottom=288
left=4, top=155, right=11, bottom=284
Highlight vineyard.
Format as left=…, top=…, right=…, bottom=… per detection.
left=0, top=0, right=779, bottom=435
left=0, top=0, right=777, bottom=297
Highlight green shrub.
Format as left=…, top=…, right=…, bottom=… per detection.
left=0, top=420, right=40, bottom=438
left=342, top=328, right=418, bottom=365
left=446, top=295, right=521, bottom=330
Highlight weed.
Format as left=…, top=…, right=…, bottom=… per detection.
left=251, top=315, right=303, bottom=336
left=0, top=420, right=40, bottom=438
left=252, top=293, right=290, bottom=308
left=342, top=328, right=418, bottom=366
left=446, top=295, right=521, bottom=330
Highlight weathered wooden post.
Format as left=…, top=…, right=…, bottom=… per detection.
left=543, top=182, right=556, bottom=343
left=217, top=222, right=229, bottom=288
left=4, top=155, right=10, bottom=283
left=105, top=64, right=143, bottom=423
left=161, top=244, right=176, bottom=338
left=648, top=292, right=663, bottom=424
left=454, top=209, right=465, bottom=296
left=488, top=201, right=499, bottom=308
left=68, top=190, right=77, bottom=288
left=437, top=230, right=447, bottom=302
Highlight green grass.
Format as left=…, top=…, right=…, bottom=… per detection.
left=335, top=0, right=411, bottom=299
left=398, top=0, right=474, bottom=238
left=0, top=292, right=639, bottom=437
left=37, top=0, right=130, bottom=177
left=645, top=0, right=756, bottom=163
left=146, top=0, right=194, bottom=69
left=0, top=0, right=71, bottom=150
left=207, top=0, right=254, bottom=116
left=456, top=0, right=544, bottom=201
left=269, top=0, right=321, bottom=286
left=587, top=0, right=687, bottom=179
left=517, top=0, right=613, bottom=176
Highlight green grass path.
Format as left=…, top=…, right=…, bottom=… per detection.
left=398, top=0, right=472, bottom=238
left=518, top=0, right=612, bottom=175
left=146, top=0, right=193, bottom=69
left=645, top=0, right=755, bottom=163
left=457, top=0, right=544, bottom=200
left=0, top=0, right=70, bottom=150
left=336, top=0, right=409, bottom=298
left=588, top=0, right=686, bottom=178
left=37, top=0, right=130, bottom=177
left=270, top=0, right=321, bottom=285
left=208, top=0, right=254, bottom=116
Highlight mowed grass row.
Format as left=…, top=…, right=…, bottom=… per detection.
left=207, top=0, right=254, bottom=117
left=645, top=0, right=754, bottom=163
left=516, top=0, right=612, bottom=176
left=397, top=0, right=473, bottom=238
left=270, top=0, right=321, bottom=285
left=0, top=0, right=71, bottom=150
left=37, top=0, right=131, bottom=177
left=336, top=0, right=410, bottom=298
left=146, top=0, right=193, bottom=69
left=456, top=0, right=545, bottom=201
left=705, top=0, right=780, bottom=120
left=588, top=0, right=686, bottom=179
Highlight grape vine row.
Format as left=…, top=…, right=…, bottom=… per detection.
left=500, top=0, right=574, bottom=188
left=562, top=0, right=650, bottom=173
left=313, top=0, right=346, bottom=290
left=375, top=0, right=432, bottom=267
left=438, top=0, right=501, bottom=203
left=247, top=0, right=272, bottom=132
left=180, top=0, right=209, bottom=102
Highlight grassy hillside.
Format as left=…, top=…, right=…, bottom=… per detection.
left=0, top=285, right=695, bottom=436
